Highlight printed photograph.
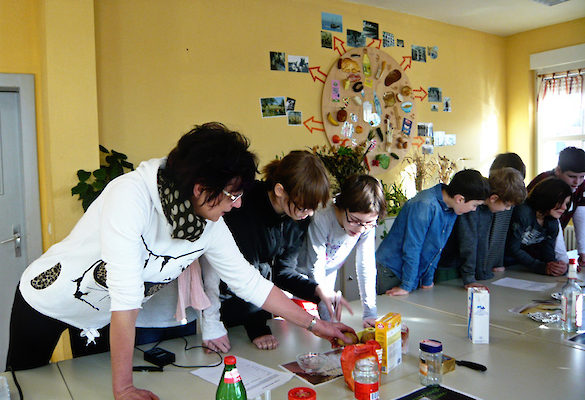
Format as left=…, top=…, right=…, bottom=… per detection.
left=383, top=31, right=395, bottom=47
left=445, top=134, right=456, bottom=146
left=269, top=51, right=285, bottom=71
left=428, top=87, right=442, bottom=102
left=260, top=97, right=286, bottom=118
left=431, top=104, right=439, bottom=112
left=412, top=45, right=427, bottom=62
left=434, top=131, right=446, bottom=146
left=285, top=97, right=296, bottom=112
left=428, top=46, right=439, bottom=59
left=422, top=144, right=434, bottom=154
left=362, top=20, right=379, bottom=39
left=443, top=97, right=452, bottom=112
left=396, top=39, right=404, bottom=47
left=347, top=29, right=366, bottom=47
left=287, top=111, right=302, bottom=126
left=417, top=122, right=434, bottom=137
left=321, top=31, right=332, bottom=49
left=321, top=12, right=342, bottom=32
left=288, top=55, right=309, bottom=73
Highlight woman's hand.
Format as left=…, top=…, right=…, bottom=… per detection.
left=385, top=287, right=409, bottom=296
left=315, top=285, right=353, bottom=321
left=115, top=386, right=159, bottom=400
left=203, top=334, right=231, bottom=354
left=310, top=318, right=356, bottom=345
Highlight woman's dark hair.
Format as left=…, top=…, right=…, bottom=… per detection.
left=263, top=150, right=329, bottom=210
left=489, top=152, right=526, bottom=178
left=558, top=147, right=585, bottom=173
left=526, top=177, right=571, bottom=214
left=445, top=169, right=490, bottom=201
left=335, top=174, right=387, bottom=219
left=162, top=122, right=258, bottom=204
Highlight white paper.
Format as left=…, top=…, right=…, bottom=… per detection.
left=492, top=277, right=557, bottom=292
left=191, top=356, right=293, bottom=399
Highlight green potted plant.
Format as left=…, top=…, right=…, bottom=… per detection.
left=71, top=146, right=134, bottom=211
left=377, top=180, right=408, bottom=242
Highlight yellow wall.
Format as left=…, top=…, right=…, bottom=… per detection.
left=506, top=18, right=585, bottom=178
left=94, top=0, right=506, bottom=181
left=1, top=0, right=583, bottom=246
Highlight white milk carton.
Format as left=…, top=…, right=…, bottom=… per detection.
left=467, top=287, right=489, bottom=344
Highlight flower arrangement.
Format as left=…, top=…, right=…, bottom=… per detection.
left=311, top=142, right=368, bottom=191
left=435, top=154, right=459, bottom=184
left=402, top=149, right=437, bottom=192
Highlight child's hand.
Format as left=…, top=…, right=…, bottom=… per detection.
left=385, top=287, right=409, bottom=296
left=546, top=261, right=567, bottom=276
left=421, top=283, right=434, bottom=289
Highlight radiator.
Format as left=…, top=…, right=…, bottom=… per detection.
left=564, top=225, right=577, bottom=250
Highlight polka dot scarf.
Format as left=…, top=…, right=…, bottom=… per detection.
left=157, top=169, right=206, bottom=241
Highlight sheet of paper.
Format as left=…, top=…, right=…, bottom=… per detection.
left=492, top=277, right=557, bottom=292
left=191, top=356, right=293, bottom=399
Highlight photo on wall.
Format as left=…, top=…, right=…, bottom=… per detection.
left=287, top=111, right=302, bottom=126
left=383, top=31, right=395, bottom=47
left=288, top=55, right=309, bottom=73
left=269, top=51, right=285, bottom=71
left=260, top=97, right=286, bottom=118
left=321, top=12, right=343, bottom=32
left=347, top=29, right=366, bottom=47
left=321, top=31, right=332, bottom=48
left=428, top=87, right=443, bottom=102
left=412, top=45, right=427, bottom=62
left=363, top=20, right=379, bottom=39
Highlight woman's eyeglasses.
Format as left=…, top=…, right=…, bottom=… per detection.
left=345, top=209, right=377, bottom=229
left=222, top=189, right=243, bottom=203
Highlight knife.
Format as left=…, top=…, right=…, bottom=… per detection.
left=455, top=360, right=487, bottom=372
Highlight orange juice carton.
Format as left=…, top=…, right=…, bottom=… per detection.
left=374, top=312, right=402, bottom=373
left=467, top=287, right=489, bottom=344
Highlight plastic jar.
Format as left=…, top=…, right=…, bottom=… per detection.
left=353, top=356, right=379, bottom=400
left=419, top=339, right=443, bottom=386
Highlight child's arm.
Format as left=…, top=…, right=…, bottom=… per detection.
left=399, top=202, right=434, bottom=292
left=457, top=212, right=480, bottom=285
left=354, top=228, right=377, bottom=325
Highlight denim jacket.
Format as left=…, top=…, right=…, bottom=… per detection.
left=376, top=184, right=457, bottom=291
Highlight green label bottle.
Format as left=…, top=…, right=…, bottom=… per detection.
left=216, top=356, right=247, bottom=400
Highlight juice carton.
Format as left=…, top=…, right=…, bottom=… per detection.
left=374, top=312, right=402, bottom=373
left=467, top=287, right=489, bottom=344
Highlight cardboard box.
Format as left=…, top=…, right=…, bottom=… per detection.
left=441, top=354, right=456, bottom=374
left=375, top=312, right=402, bottom=373
left=467, top=287, right=489, bottom=344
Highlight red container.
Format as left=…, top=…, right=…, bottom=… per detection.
left=288, top=386, right=317, bottom=400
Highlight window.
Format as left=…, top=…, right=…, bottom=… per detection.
left=536, top=70, right=585, bottom=171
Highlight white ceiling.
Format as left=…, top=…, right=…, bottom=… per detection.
left=343, top=0, right=585, bottom=36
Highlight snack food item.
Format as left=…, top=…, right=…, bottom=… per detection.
left=385, top=69, right=402, bottom=86
left=335, top=331, right=359, bottom=346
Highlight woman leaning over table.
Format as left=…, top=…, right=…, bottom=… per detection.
left=6, top=122, right=354, bottom=400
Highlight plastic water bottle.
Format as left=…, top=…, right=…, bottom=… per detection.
left=353, top=356, right=379, bottom=400
left=216, top=356, right=247, bottom=400
left=561, top=259, right=583, bottom=333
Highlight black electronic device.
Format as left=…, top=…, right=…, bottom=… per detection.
left=144, top=347, right=176, bottom=367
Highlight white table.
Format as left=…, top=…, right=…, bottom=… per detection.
left=4, top=271, right=585, bottom=399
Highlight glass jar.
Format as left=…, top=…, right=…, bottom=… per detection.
left=419, top=339, right=443, bottom=386
left=353, top=356, right=379, bottom=400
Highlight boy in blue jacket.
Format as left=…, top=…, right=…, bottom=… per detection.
left=376, top=169, right=490, bottom=296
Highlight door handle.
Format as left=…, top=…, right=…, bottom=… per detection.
left=1, top=226, right=21, bottom=257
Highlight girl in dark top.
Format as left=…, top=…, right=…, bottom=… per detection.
left=505, top=177, right=572, bottom=275
left=201, top=150, right=352, bottom=352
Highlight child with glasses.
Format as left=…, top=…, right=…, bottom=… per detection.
left=376, top=169, right=490, bottom=296
left=200, top=151, right=350, bottom=352
left=299, top=174, right=386, bottom=327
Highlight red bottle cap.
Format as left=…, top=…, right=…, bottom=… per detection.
left=224, top=355, right=236, bottom=365
left=288, top=387, right=316, bottom=400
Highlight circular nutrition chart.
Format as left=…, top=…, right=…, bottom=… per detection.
left=321, top=47, right=416, bottom=175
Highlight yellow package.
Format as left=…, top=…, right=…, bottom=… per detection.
left=375, top=312, right=402, bottom=374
